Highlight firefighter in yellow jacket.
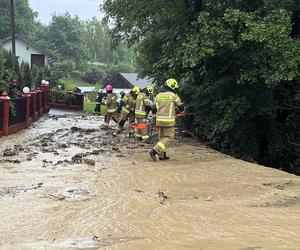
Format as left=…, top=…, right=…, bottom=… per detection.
left=101, top=85, right=118, bottom=129
left=134, top=85, right=154, bottom=140
left=113, top=86, right=141, bottom=137
left=149, top=79, right=185, bottom=161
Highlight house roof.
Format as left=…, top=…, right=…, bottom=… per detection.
left=0, top=34, right=50, bottom=56
left=76, top=87, right=96, bottom=93
left=120, top=73, right=154, bottom=90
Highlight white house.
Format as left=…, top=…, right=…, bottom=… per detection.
left=0, top=34, right=50, bottom=68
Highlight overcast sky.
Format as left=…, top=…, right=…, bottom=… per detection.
left=29, top=0, right=104, bottom=24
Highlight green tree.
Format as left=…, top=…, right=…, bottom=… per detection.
left=83, top=17, right=135, bottom=65
left=20, top=62, right=32, bottom=89
left=46, top=13, right=89, bottom=67
left=0, top=0, right=39, bottom=39
left=103, top=0, right=300, bottom=173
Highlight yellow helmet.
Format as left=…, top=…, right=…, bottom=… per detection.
left=146, top=85, right=154, bottom=94
left=132, top=86, right=141, bottom=94
left=166, top=78, right=179, bottom=90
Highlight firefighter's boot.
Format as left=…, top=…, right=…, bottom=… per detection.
left=149, top=149, right=158, bottom=161
left=159, top=152, right=170, bottom=161
left=101, top=123, right=109, bottom=130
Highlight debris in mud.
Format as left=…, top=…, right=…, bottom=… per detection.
left=49, top=187, right=90, bottom=201
left=91, top=149, right=101, bottom=155
left=1, top=159, right=21, bottom=164
left=71, top=127, right=97, bottom=134
left=48, top=236, right=144, bottom=248
left=48, top=194, right=66, bottom=201
left=263, top=179, right=293, bottom=191
left=71, top=154, right=85, bottom=164
left=54, top=160, right=72, bottom=166
left=3, top=148, right=19, bottom=157
left=111, top=146, right=120, bottom=152
left=43, top=159, right=53, bottom=164
left=67, top=188, right=90, bottom=196
left=133, top=189, right=144, bottom=193
left=58, top=143, right=69, bottom=149
left=14, top=144, right=24, bottom=151
left=116, top=154, right=126, bottom=158
left=253, top=195, right=300, bottom=208
left=156, top=191, right=168, bottom=204
left=84, top=159, right=96, bottom=166
left=205, top=196, right=213, bottom=202
left=71, top=126, right=81, bottom=132
left=0, top=183, right=43, bottom=198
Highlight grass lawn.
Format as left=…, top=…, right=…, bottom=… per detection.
left=84, top=102, right=107, bottom=114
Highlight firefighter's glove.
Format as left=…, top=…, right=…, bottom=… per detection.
left=177, top=111, right=186, bottom=118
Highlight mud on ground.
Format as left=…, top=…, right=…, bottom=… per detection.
left=0, top=114, right=300, bottom=250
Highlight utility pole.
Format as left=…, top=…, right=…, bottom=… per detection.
left=10, top=0, right=16, bottom=56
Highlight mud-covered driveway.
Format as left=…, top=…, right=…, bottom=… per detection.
left=0, top=113, right=300, bottom=250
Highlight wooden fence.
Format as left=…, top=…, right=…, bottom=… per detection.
left=0, top=84, right=50, bottom=138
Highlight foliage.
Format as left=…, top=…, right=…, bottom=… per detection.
left=19, top=62, right=32, bottom=89
left=31, top=65, right=44, bottom=88
left=108, top=62, right=136, bottom=73
left=84, top=68, right=105, bottom=84
left=50, top=89, right=75, bottom=104
left=58, top=77, right=77, bottom=90
left=83, top=18, right=135, bottom=65
left=46, top=13, right=89, bottom=67
left=103, top=0, right=300, bottom=174
left=0, top=0, right=39, bottom=39
left=50, top=60, right=75, bottom=86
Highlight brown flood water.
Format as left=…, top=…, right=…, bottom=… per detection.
left=0, top=113, right=300, bottom=250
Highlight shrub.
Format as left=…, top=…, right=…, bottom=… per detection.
left=20, top=62, right=32, bottom=89
left=83, top=68, right=105, bottom=84
left=50, top=60, right=75, bottom=86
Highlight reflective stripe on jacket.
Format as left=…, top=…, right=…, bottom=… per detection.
left=121, top=92, right=136, bottom=114
left=135, top=92, right=152, bottom=118
left=106, top=93, right=117, bottom=113
left=155, top=91, right=183, bottom=127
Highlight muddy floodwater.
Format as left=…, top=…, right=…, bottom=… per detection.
left=0, top=112, right=300, bottom=250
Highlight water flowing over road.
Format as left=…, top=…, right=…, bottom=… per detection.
left=0, top=113, right=300, bottom=249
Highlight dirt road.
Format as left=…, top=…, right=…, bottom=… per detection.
left=0, top=114, right=300, bottom=250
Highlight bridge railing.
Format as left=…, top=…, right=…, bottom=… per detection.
left=0, top=84, right=50, bottom=138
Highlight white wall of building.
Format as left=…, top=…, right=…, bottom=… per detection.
left=2, top=38, right=49, bottom=67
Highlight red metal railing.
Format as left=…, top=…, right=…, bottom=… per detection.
left=0, top=84, right=50, bottom=138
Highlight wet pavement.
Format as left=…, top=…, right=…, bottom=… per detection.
left=0, top=113, right=300, bottom=249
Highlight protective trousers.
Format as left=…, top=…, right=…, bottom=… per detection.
left=153, top=126, right=175, bottom=157
left=116, top=111, right=135, bottom=135
left=94, top=104, right=101, bottom=113
left=136, top=117, right=149, bottom=140
left=102, top=112, right=119, bottom=128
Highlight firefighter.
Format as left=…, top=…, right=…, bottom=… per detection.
left=134, top=85, right=154, bottom=140
left=146, top=85, right=155, bottom=103
left=149, top=79, right=185, bottom=161
left=93, top=89, right=106, bottom=115
left=116, top=91, right=126, bottom=114
left=101, top=85, right=118, bottom=129
left=113, top=86, right=141, bottom=137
